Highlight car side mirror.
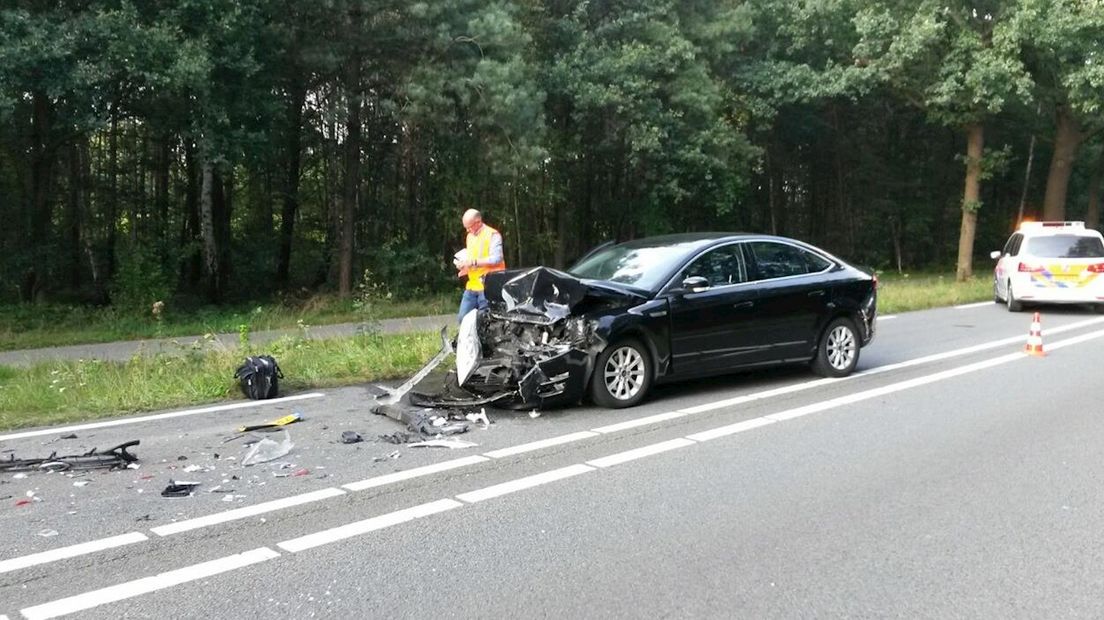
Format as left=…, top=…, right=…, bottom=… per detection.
left=681, top=276, right=710, bottom=293
left=989, top=250, right=1002, bottom=260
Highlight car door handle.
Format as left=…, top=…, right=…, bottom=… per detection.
left=808, top=290, right=825, bottom=297
left=733, top=301, right=754, bottom=309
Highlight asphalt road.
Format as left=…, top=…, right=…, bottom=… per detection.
left=3, top=302, right=1104, bottom=618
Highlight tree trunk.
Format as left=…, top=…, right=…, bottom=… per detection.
left=1017, top=131, right=1036, bottom=225
left=181, top=145, right=202, bottom=289
left=1042, top=105, right=1083, bottom=221
left=1087, top=156, right=1102, bottom=231
left=155, top=134, right=171, bottom=248
left=24, top=91, right=57, bottom=303
left=277, top=84, right=306, bottom=287
left=956, top=123, right=984, bottom=282
left=106, top=112, right=118, bottom=279
left=66, top=142, right=83, bottom=289
left=338, top=72, right=361, bottom=297
left=199, top=156, right=220, bottom=302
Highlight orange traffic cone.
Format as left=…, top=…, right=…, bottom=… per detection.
left=1024, top=311, right=1046, bottom=357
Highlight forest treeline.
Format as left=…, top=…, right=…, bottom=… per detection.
left=1, top=0, right=1102, bottom=308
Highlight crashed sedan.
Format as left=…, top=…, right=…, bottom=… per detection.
left=411, top=233, right=876, bottom=411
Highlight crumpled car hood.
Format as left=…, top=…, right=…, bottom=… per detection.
left=484, top=267, right=645, bottom=322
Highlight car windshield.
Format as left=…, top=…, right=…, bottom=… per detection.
left=1026, top=234, right=1104, bottom=258
left=569, top=242, right=702, bottom=290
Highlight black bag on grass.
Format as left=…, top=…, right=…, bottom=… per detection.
left=233, top=355, right=283, bottom=400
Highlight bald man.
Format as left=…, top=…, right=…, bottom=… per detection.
left=456, top=209, right=506, bottom=323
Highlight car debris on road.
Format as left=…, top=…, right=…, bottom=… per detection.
left=0, top=440, right=140, bottom=474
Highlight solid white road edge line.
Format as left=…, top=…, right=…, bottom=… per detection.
left=0, top=533, right=147, bottom=575
left=954, top=301, right=996, bottom=309
left=151, top=488, right=347, bottom=537
left=456, top=464, right=595, bottom=503
left=0, top=393, right=325, bottom=443
left=276, top=499, right=462, bottom=553
left=19, top=547, right=280, bottom=620
left=483, top=431, right=599, bottom=459
left=878, top=315, right=898, bottom=320
left=585, top=438, right=696, bottom=468
left=343, top=456, right=489, bottom=491
left=678, top=315, right=1104, bottom=416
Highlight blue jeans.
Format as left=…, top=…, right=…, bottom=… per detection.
left=458, top=289, right=488, bottom=323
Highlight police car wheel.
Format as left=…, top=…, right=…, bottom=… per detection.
left=1007, top=281, right=1023, bottom=312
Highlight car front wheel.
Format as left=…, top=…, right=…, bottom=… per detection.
left=811, top=317, right=860, bottom=378
left=590, top=338, right=652, bottom=408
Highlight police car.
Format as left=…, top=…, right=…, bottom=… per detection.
left=991, top=221, right=1104, bottom=312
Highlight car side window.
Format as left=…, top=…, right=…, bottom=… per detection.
left=1004, top=233, right=1023, bottom=256
left=680, top=245, right=747, bottom=288
left=747, top=241, right=831, bottom=281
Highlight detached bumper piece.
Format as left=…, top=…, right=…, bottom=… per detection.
left=0, top=440, right=140, bottom=473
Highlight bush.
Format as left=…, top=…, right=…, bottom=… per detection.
left=110, top=243, right=174, bottom=316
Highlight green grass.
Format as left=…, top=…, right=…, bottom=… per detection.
left=0, top=331, right=441, bottom=429
left=875, top=272, right=993, bottom=314
left=0, top=293, right=456, bottom=352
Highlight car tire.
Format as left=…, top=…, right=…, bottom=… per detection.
left=590, top=338, right=652, bottom=408
left=811, top=317, right=860, bottom=378
left=1007, top=281, right=1023, bottom=312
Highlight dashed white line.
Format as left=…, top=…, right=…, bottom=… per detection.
left=0, top=532, right=148, bottom=575
left=0, top=393, right=325, bottom=443
left=277, top=499, right=462, bottom=553
left=585, top=439, right=696, bottom=468
left=677, top=378, right=838, bottom=415
left=686, top=417, right=777, bottom=442
left=343, top=455, right=489, bottom=491
left=954, top=301, right=995, bottom=309
left=456, top=464, right=595, bottom=503
left=483, top=431, right=599, bottom=459
left=19, top=547, right=280, bottom=620
left=151, top=488, right=347, bottom=537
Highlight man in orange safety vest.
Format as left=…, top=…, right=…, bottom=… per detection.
left=456, top=208, right=506, bottom=323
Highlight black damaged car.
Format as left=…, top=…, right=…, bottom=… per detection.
left=427, top=233, right=877, bottom=410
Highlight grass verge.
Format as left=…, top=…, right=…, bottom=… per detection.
left=0, top=293, right=456, bottom=351
left=0, top=331, right=440, bottom=430
left=875, top=273, right=992, bottom=314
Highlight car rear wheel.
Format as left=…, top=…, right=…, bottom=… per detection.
left=590, top=338, right=652, bottom=408
left=1007, top=281, right=1023, bottom=312
left=993, top=278, right=1002, bottom=303
left=811, top=317, right=860, bottom=378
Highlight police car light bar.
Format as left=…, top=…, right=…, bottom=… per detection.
left=1018, top=221, right=1085, bottom=230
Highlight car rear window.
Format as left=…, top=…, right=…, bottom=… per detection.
left=1025, top=235, right=1104, bottom=258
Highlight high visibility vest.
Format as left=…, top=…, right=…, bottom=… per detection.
left=466, top=224, right=506, bottom=291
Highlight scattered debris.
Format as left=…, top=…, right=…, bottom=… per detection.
left=12, top=473, right=27, bottom=479
left=275, top=468, right=310, bottom=478
left=467, top=409, right=492, bottom=427
left=340, top=431, right=363, bottom=444
left=182, top=465, right=204, bottom=473
left=161, top=480, right=200, bottom=498
left=59, top=433, right=78, bottom=440
left=0, top=440, right=140, bottom=473
left=373, top=405, right=468, bottom=436
left=241, top=431, right=293, bottom=466
left=135, top=514, right=153, bottom=522
left=378, top=432, right=418, bottom=445
left=529, top=410, right=541, bottom=419
left=372, top=328, right=453, bottom=406
left=177, top=456, right=189, bottom=461
left=237, top=412, right=301, bottom=433
left=15, top=498, right=31, bottom=507
left=73, top=481, right=91, bottom=487
left=409, top=439, right=478, bottom=449
left=38, top=529, right=59, bottom=538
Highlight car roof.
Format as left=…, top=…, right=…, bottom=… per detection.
left=611, top=232, right=796, bottom=250
left=1016, top=221, right=1102, bottom=237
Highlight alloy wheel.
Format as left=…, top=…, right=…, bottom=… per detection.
left=825, top=325, right=857, bottom=371
left=603, top=346, right=646, bottom=400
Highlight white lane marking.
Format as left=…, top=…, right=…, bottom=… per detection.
left=585, top=439, right=696, bottom=468
left=955, top=301, right=995, bottom=309
left=878, top=315, right=898, bottom=320
left=766, top=328, right=1104, bottom=424
left=679, top=315, right=1104, bottom=416
left=0, top=393, right=325, bottom=443
left=591, top=411, right=688, bottom=434
left=686, top=417, right=777, bottom=442
left=343, top=456, right=489, bottom=491
left=19, top=547, right=280, bottom=620
left=483, top=432, right=599, bottom=459
left=0, top=532, right=147, bottom=575
left=456, top=464, right=595, bottom=503
left=277, top=499, right=462, bottom=553
left=150, top=488, right=346, bottom=537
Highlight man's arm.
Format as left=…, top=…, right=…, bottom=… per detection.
left=474, top=232, right=504, bottom=266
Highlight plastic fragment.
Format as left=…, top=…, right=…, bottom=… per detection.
left=73, top=481, right=91, bottom=487
left=340, top=431, right=363, bottom=444
left=38, top=529, right=59, bottom=538
left=409, top=439, right=478, bottom=449
left=241, top=431, right=293, bottom=466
